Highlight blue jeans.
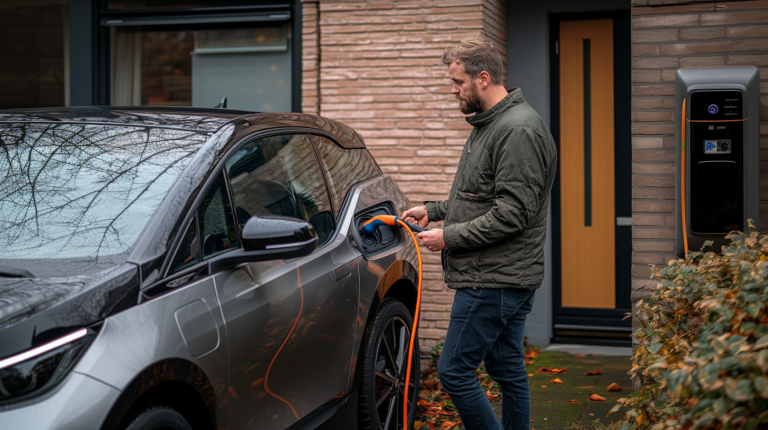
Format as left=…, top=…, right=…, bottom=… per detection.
left=438, top=287, right=535, bottom=430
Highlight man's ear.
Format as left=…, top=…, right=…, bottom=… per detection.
left=477, top=71, right=491, bottom=90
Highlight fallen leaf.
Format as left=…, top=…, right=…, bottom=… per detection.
left=577, top=386, right=595, bottom=389
left=574, top=353, right=583, bottom=357
left=589, top=394, right=606, bottom=401
left=524, top=349, right=539, bottom=359
left=418, top=399, right=431, bottom=407
left=550, top=378, right=563, bottom=384
left=441, top=421, right=459, bottom=429
left=607, top=382, right=623, bottom=392
left=485, top=389, right=499, bottom=400
left=589, top=413, right=594, bottom=416
left=586, top=368, right=602, bottom=376
left=437, top=410, right=454, bottom=416
left=541, top=385, right=547, bottom=388
left=536, top=366, right=567, bottom=374
left=567, top=399, right=581, bottom=404
left=524, top=359, right=535, bottom=365
left=415, top=421, right=423, bottom=428
left=636, top=413, right=647, bottom=425
left=528, top=373, right=534, bottom=378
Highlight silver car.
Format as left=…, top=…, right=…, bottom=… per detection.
left=0, top=107, right=420, bottom=430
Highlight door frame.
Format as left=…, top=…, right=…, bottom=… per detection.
left=549, top=10, right=632, bottom=342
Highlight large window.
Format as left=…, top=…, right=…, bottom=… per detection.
left=110, top=23, right=291, bottom=112
left=0, top=0, right=69, bottom=107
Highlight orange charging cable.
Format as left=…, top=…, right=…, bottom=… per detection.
left=395, top=219, right=423, bottom=430
left=360, top=215, right=423, bottom=429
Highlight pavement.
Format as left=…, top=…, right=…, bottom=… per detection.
left=458, top=345, right=633, bottom=430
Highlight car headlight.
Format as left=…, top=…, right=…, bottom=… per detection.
left=0, top=326, right=98, bottom=405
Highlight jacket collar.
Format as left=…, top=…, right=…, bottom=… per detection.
left=465, top=88, right=524, bottom=128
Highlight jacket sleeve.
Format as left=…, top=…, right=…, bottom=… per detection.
left=424, top=200, right=449, bottom=222
left=442, top=126, right=549, bottom=250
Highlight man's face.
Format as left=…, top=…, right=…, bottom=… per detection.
left=448, top=61, right=484, bottom=115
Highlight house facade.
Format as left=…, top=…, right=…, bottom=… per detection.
left=4, top=0, right=768, bottom=348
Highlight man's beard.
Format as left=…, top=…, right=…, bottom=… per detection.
left=458, top=84, right=485, bottom=115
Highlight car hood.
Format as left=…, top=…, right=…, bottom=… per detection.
left=0, top=264, right=139, bottom=359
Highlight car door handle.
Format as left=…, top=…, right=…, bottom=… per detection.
left=333, top=259, right=356, bottom=281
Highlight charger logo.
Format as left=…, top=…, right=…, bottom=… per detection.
left=704, top=140, right=731, bottom=154
left=708, top=104, right=719, bottom=114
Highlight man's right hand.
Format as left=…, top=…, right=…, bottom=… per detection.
left=401, top=206, right=429, bottom=228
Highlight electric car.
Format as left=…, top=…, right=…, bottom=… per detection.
left=0, top=107, right=420, bottom=430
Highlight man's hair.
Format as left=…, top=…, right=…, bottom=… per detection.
left=442, top=39, right=504, bottom=86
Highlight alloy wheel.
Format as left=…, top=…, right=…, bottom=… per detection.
left=373, top=316, right=416, bottom=430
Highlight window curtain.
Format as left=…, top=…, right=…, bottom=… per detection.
left=110, top=28, right=142, bottom=106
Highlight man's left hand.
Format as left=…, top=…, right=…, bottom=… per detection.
left=417, top=229, right=446, bottom=252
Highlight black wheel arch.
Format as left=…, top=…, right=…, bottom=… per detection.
left=350, top=258, right=419, bottom=391
left=100, top=359, right=216, bottom=430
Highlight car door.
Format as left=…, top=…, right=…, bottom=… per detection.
left=212, top=133, right=359, bottom=430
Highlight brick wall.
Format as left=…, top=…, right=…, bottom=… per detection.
left=301, top=0, right=320, bottom=115
left=631, top=0, right=768, bottom=302
left=303, top=0, right=507, bottom=348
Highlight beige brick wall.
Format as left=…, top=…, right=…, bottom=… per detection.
left=631, top=0, right=768, bottom=298
left=302, top=0, right=320, bottom=115
left=304, top=0, right=507, bottom=347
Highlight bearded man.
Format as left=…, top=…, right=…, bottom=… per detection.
left=402, top=39, right=557, bottom=430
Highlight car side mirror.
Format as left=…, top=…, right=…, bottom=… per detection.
left=209, top=214, right=318, bottom=272
left=241, top=214, right=317, bottom=254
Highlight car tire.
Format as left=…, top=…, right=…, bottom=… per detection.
left=124, top=406, right=193, bottom=430
left=359, top=298, right=420, bottom=430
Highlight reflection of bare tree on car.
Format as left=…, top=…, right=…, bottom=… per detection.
left=0, top=107, right=421, bottom=430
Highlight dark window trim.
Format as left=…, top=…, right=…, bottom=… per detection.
left=168, top=213, right=201, bottom=275
left=220, top=167, right=242, bottom=249
left=307, top=133, right=341, bottom=218
left=100, top=3, right=289, bottom=17
left=307, top=134, right=339, bottom=224
left=100, top=11, right=290, bottom=26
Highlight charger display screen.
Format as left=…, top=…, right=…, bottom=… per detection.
left=690, top=91, right=743, bottom=120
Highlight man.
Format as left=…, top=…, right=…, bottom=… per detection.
left=402, top=39, right=556, bottom=430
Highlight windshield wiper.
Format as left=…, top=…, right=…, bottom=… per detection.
left=0, top=267, right=35, bottom=278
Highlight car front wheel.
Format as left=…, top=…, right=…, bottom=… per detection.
left=124, top=406, right=193, bottom=430
left=359, top=298, right=420, bottom=430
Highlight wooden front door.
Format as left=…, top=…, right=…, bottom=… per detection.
left=559, top=19, right=616, bottom=309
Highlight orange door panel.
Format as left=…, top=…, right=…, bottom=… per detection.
left=559, top=19, right=616, bottom=309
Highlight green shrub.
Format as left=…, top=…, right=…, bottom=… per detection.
left=614, top=229, right=768, bottom=429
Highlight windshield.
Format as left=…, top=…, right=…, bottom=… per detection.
left=0, top=123, right=208, bottom=267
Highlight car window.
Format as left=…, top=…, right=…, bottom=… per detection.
left=309, top=135, right=382, bottom=217
left=225, top=134, right=334, bottom=245
left=198, top=171, right=239, bottom=258
left=169, top=216, right=200, bottom=274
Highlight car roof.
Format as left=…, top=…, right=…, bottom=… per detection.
left=0, top=106, right=252, bottom=132
left=0, top=106, right=367, bottom=148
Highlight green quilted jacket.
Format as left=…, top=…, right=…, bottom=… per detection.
left=425, top=88, right=557, bottom=290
